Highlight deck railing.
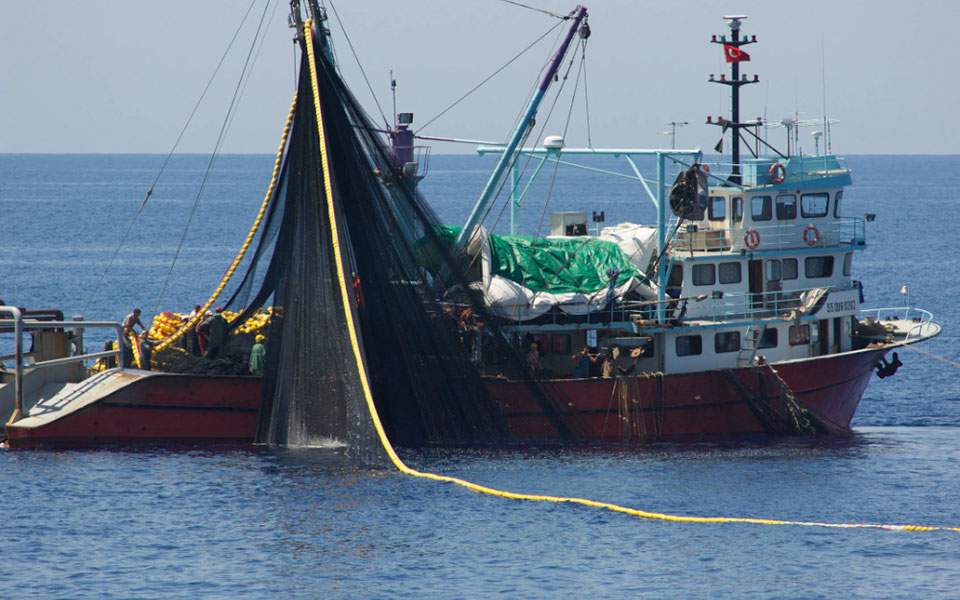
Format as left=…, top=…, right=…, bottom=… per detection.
left=0, top=306, right=124, bottom=425
left=672, top=217, right=865, bottom=254
left=858, top=307, right=937, bottom=343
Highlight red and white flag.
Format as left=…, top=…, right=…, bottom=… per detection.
left=723, top=43, right=750, bottom=63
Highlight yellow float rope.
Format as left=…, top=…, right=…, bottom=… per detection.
left=152, top=92, right=298, bottom=355
left=306, top=18, right=958, bottom=534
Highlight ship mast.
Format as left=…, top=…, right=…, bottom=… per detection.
left=707, top=15, right=758, bottom=185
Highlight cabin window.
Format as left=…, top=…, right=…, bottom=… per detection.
left=708, top=196, right=726, bottom=221
left=834, top=191, right=843, bottom=218
left=715, top=331, right=741, bottom=353
left=676, top=335, right=703, bottom=356
left=782, top=258, right=798, bottom=280
left=667, top=263, right=683, bottom=289
left=776, top=194, right=797, bottom=220
left=789, top=324, right=810, bottom=346
left=732, top=197, right=743, bottom=223
left=843, top=252, right=853, bottom=276
left=801, top=193, right=830, bottom=218
left=751, top=196, right=772, bottom=221
left=805, top=256, right=834, bottom=278
left=758, top=327, right=779, bottom=349
left=718, top=262, right=742, bottom=284
left=692, top=264, right=716, bottom=286
left=766, top=259, right=781, bottom=282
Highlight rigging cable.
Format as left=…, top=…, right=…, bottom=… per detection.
left=581, top=40, right=592, bottom=147
left=154, top=0, right=273, bottom=315
left=326, top=0, right=390, bottom=128
left=82, top=0, right=260, bottom=316
left=301, top=20, right=960, bottom=535
left=495, top=0, right=568, bottom=20
left=416, top=20, right=565, bottom=135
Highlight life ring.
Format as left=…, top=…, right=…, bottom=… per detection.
left=803, top=224, right=820, bottom=246
left=768, top=162, right=786, bottom=184
left=744, top=227, right=761, bottom=250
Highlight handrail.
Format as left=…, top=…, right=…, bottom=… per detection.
left=0, top=308, right=124, bottom=425
left=671, top=217, right=865, bottom=254
left=858, top=306, right=936, bottom=343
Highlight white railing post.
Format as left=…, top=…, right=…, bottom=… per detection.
left=1, top=306, right=24, bottom=425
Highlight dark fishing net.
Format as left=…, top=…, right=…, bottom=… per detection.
left=216, top=30, right=545, bottom=459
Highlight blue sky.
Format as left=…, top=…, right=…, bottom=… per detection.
left=2, top=0, right=957, bottom=154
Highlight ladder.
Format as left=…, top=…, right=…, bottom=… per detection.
left=736, top=324, right=762, bottom=367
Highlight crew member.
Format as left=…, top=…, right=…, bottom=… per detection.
left=121, top=308, right=145, bottom=367
left=571, top=346, right=597, bottom=378
left=203, top=307, right=228, bottom=359
left=526, top=342, right=542, bottom=378
left=249, top=334, right=266, bottom=377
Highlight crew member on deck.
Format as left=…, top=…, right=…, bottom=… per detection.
left=571, top=346, right=597, bottom=378
left=202, top=307, right=228, bottom=360
left=526, top=342, right=542, bottom=378
left=249, top=334, right=266, bottom=377
left=121, top=308, right=145, bottom=367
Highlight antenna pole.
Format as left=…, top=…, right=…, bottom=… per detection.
left=707, top=16, right=757, bottom=185
left=391, top=70, right=397, bottom=128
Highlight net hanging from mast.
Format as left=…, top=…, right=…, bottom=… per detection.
left=216, top=17, right=536, bottom=457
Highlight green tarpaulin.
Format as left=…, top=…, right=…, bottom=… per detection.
left=434, top=226, right=647, bottom=294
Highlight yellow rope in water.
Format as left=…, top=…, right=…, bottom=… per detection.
left=304, top=21, right=958, bottom=534
left=153, top=92, right=298, bottom=355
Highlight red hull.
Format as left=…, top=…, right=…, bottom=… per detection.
left=4, top=348, right=885, bottom=447
left=487, top=347, right=885, bottom=442
left=5, top=375, right=260, bottom=448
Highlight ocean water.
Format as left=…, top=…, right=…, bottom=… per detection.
left=1, top=153, right=959, bottom=598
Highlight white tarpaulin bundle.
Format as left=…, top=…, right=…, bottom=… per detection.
left=470, top=223, right=659, bottom=321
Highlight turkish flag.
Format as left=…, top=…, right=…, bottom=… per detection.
left=723, top=43, right=750, bottom=63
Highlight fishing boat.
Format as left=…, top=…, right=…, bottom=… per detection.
left=0, top=5, right=940, bottom=448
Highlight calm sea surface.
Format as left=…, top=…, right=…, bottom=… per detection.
left=1, top=154, right=959, bottom=598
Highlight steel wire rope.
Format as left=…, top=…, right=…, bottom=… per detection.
left=82, top=0, right=260, bottom=316
left=153, top=0, right=273, bottom=316
left=495, top=0, right=568, bottom=19
left=481, top=34, right=581, bottom=240
left=416, top=21, right=565, bottom=135
left=519, top=39, right=593, bottom=307
left=303, top=20, right=960, bottom=535
left=153, top=91, right=298, bottom=354
left=225, top=0, right=282, bottom=136
left=326, top=0, right=390, bottom=128
left=581, top=41, right=593, bottom=147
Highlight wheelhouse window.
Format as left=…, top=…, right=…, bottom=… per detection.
left=751, top=196, right=772, bottom=221
left=758, top=327, right=779, bottom=349
left=676, top=335, right=703, bottom=357
left=776, top=194, right=797, bottom=220
left=789, top=324, right=810, bottom=346
left=708, top=196, right=726, bottom=221
left=843, top=252, right=853, bottom=276
left=805, top=256, right=834, bottom=278
left=782, top=258, right=798, bottom=280
left=732, top=197, right=743, bottom=223
left=715, top=331, right=741, bottom=353
left=834, top=191, right=843, bottom=218
left=801, top=193, right=830, bottom=218
left=718, top=262, right=742, bottom=284
left=765, top=259, right=781, bottom=282
left=692, top=263, right=716, bottom=286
